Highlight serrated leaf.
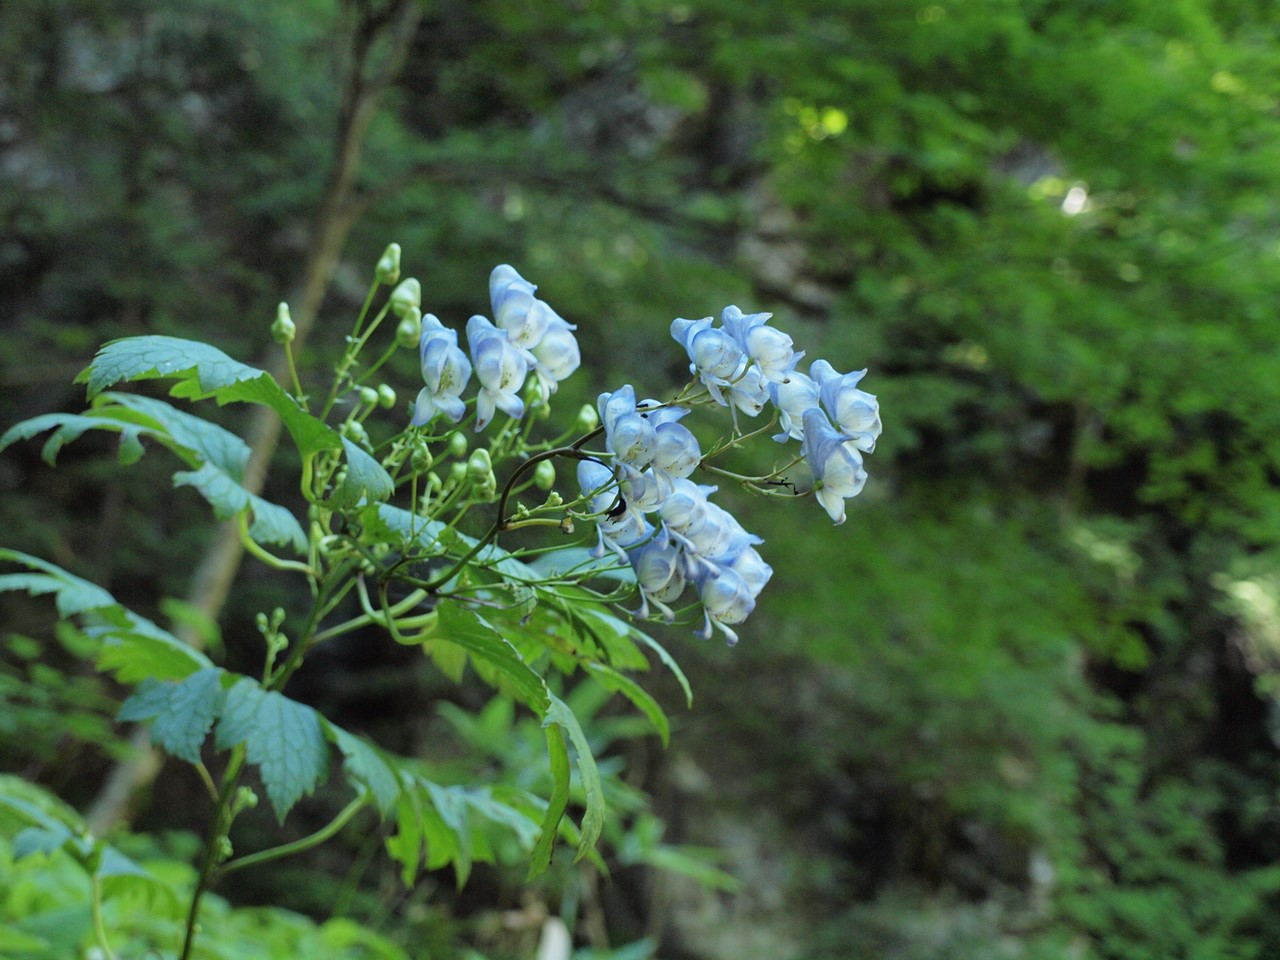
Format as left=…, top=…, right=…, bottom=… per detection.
left=528, top=724, right=571, bottom=879
left=117, top=668, right=223, bottom=764
left=0, top=549, right=119, bottom=617
left=89, top=611, right=213, bottom=682
left=371, top=504, right=541, bottom=583
left=81, top=336, right=267, bottom=398
left=174, top=462, right=306, bottom=551
left=584, top=662, right=670, bottom=747
left=422, top=780, right=471, bottom=885
left=329, top=437, right=394, bottom=509
left=386, top=784, right=425, bottom=887
left=216, top=677, right=329, bottom=821
left=435, top=601, right=550, bottom=714
left=544, top=693, right=605, bottom=862
left=323, top=721, right=402, bottom=817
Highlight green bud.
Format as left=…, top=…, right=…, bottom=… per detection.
left=449, top=461, right=468, bottom=487
left=377, top=384, right=397, bottom=409
left=534, top=460, right=556, bottom=491
left=467, top=448, right=493, bottom=483
left=544, top=490, right=564, bottom=508
left=411, top=443, right=434, bottom=474
left=426, top=472, right=443, bottom=493
left=271, top=302, right=296, bottom=345
left=375, top=243, right=402, bottom=284
left=390, top=278, right=421, bottom=318
left=396, top=309, right=422, bottom=349
left=216, top=836, right=234, bottom=861
left=358, top=386, right=379, bottom=407
left=447, top=431, right=468, bottom=459
left=234, top=787, right=259, bottom=813
left=341, top=421, right=369, bottom=446
left=576, top=403, right=600, bottom=433
left=255, top=612, right=269, bottom=633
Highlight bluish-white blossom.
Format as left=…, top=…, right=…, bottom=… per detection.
left=599, top=385, right=657, bottom=469
left=800, top=407, right=868, bottom=525
left=768, top=370, right=821, bottom=441
left=411, top=314, right=472, bottom=426
left=810, top=359, right=882, bottom=453
left=490, top=265, right=581, bottom=402
left=720, top=305, right=803, bottom=384
left=467, top=314, right=528, bottom=431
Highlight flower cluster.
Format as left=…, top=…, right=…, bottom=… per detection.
left=577, top=387, right=771, bottom=645
left=672, top=306, right=881, bottom=526
left=410, top=265, right=581, bottom=431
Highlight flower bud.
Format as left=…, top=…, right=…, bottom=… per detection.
left=358, top=386, right=379, bottom=407
left=390, top=278, right=421, bottom=318
left=534, top=460, right=556, bottom=491
left=271, top=302, right=296, bottom=345
left=411, top=443, right=433, bottom=474
left=376, top=243, right=402, bottom=284
left=576, top=403, right=600, bottom=433
left=447, top=431, right=468, bottom=459
left=377, top=384, right=397, bottom=409
left=449, top=461, right=468, bottom=487
left=467, top=448, right=493, bottom=483
left=341, top=421, right=369, bottom=446
left=396, top=309, right=422, bottom=349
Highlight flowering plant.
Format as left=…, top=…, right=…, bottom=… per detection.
left=0, top=245, right=879, bottom=957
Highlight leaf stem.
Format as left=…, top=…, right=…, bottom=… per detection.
left=236, top=512, right=317, bottom=577
left=217, top=795, right=367, bottom=879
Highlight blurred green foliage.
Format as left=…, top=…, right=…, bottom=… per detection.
left=5, top=0, right=1280, bottom=957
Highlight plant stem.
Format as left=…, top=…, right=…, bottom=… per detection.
left=218, top=796, right=367, bottom=878
left=90, top=872, right=118, bottom=960
left=179, top=745, right=246, bottom=960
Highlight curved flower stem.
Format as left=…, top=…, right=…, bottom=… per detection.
left=218, top=795, right=367, bottom=879
left=284, top=341, right=307, bottom=407
left=353, top=339, right=399, bottom=387
left=237, top=513, right=317, bottom=578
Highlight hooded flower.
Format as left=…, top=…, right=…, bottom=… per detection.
left=411, top=314, right=472, bottom=426
left=720, top=305, right=803, bottom=384
left=800, top=408, right=868, bottom=525
left=467, top=314, right=528, bottom=431
left=810, top=359, right=881, bottom=453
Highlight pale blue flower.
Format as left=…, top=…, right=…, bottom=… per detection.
left=489, top=264, right=550, bottom=350
left=599, top=385, right=657, bottom=469
left=529, top=315, right=581, bottom=402
left=578, top=459, right=650, bottom=558
left=628, top=529, right=687, bottom=619
left=727, top=364, right=770, bottom=418
left=810, top=359, right=881, bottom=453
left=768, top=370, right=820, bottom=441
left=638, top=402, right=702, bottom=480
left=467, top=314, right=528, bottom=431
left=800, top=408, right=868, bottom=525
left=411, top=314, right=472, bottom=426
left=620, top=465, right=675, bottom=513
left=720, top=305, right=803, bottom=384
left=670, top=316, right=747, bottom=406
left=695, top=565, right=756, bottom=646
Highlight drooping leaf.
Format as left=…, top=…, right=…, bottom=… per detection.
left=88, top=611, right=213, bottom=682
left=323, top=721, right=402, bottom=817
left=329, top=437, right=395, bottom=509
left=0, top=549, right=120, bottom=617
left=584, top=662, right=670, bottom=747
left=544, top=693, right=605, bottom=861
left=80, top=336, right=268, bottom=399
left=528, top=723, right=571, bottom=879
left=434, top=601, right=551, bottom=714
left=174, top=462, right=307, bottom=551
left=385, top=783, right=425, bottom=887
left=216, top=677, right=329, bottom=821
left=117, top=668, right=224, bottom=764
left=422, top=779, right=471, bottom=885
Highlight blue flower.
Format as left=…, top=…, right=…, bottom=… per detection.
left=467, top=315, right=528, bottom=431
left=411, top=314, right=472, bottom=426
left=578, top=459, right=650, bottom=558
left=767, top=370, right=820, bottom=441
left=720, top=305, right=803, bottom=384
left=529, top=315, right=580, bottom=402
left=694, top=566, right=756, bottom=646
left=670, top=316, right=747, bottom=406
left=598, top=385, right=657, bottom=469
left=800, top=408, right=868, bottom=525
left=628, top=529, right=687, bottom=620
left=489, top=264, right=550, bottom=350
left=640, top=403, right=702, bottom=480
left=810, top=359, right=881, bottom=453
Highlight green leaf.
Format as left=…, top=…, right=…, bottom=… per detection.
left=89, top=611, right=213, bottom=682
left=329, top=437, right=395, bottom=509
left=422, top=779, right=471, bottom=885
left=117, top=668, right=224, bottom=764
left=216, top=677, right=329, bottom=821
left=631, top=630, right=693, bottom=708
left=528, top=724, right=571, bottom=879
left=174, top=461, right=307, bottom=551
left=385, top=784, right=425, bottom=887
left=0, top=549, right=119, bottom=617
left=584, top=662, right=670, bottom=747
left=80, top=336, right=268, bottom=399
left=434, top=601, right=551, bottom=714
left=544, top=693, right=605, bottom=861
left=323, top=721, right=402, bottom=817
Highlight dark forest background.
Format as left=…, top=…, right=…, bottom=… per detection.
left=5, top=1, right=1280, bottom=957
